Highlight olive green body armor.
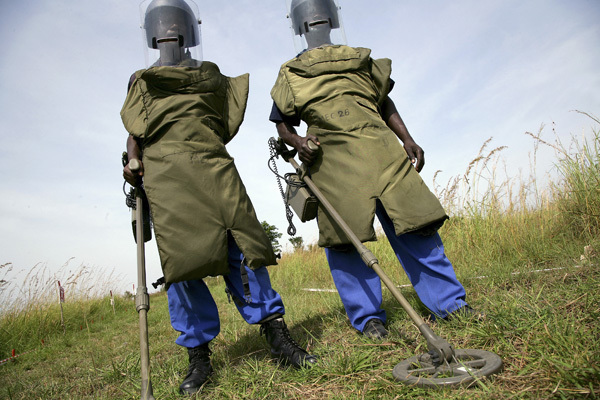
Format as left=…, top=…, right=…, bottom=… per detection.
left=121, top=62, right=277, bottom=283
left=271, top=46, right=447, bottom=247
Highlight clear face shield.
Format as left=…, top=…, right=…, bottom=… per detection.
left=140, top=0, right=203, bottom=68
left=286, top=0, right=346, bottom=55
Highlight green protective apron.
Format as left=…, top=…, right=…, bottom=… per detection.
left=271, top=46, right=448, bottom=247
left=121, top=62, right=277, bottom=283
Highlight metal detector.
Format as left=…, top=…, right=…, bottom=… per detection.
left=126, top=158, right=156, bottom=400
left=269, top=137, right=502, bottom=388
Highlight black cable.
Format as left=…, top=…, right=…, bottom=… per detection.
left=268, top=141, right=298, bottom=236
left=123, top=181, right=136, bottom=210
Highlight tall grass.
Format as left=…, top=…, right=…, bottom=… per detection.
left=0, top=260, right=123, bottom=358
left=541, top=112, right=600, bottom=238
left=426, top=112, right=600, bottom=281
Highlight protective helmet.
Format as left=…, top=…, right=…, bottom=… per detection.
left=290, top=0, right=340, bottom=36
left=286, top=0, right=346, bottom=52
left=140, top=0, right=202, bottom=67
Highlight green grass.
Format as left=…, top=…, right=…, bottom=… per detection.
left=1, top=115, right=599, bottom=399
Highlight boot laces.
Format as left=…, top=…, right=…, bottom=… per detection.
left=187, top=345, right=212, bottom=376
left=261, top=319, right=304, bottom=355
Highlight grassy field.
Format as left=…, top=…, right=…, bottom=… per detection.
left=1, top=116, right=599, bottom=399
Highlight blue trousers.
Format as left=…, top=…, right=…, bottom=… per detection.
left=325, top=201, right=467, bottom=332
left=167, top=235, right=285, bottom=348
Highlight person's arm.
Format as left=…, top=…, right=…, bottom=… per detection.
left=381, top=96, right=425, bottom=172
left=270, top=101, right=320, bottom=165
left=122, top=73, right=145, bottom=185
left=275, top=121, right=320, bottom=165
left=123, top=135, right=144, bottom=186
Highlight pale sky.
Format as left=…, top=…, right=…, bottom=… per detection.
left=1, top=0, right=599, bottom=297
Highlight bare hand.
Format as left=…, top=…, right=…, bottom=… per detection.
left=123, top=159, right=144, bottom=186
left=403, top=141, right=425, bottom=172
left=296, top=134, right=321, bottom=165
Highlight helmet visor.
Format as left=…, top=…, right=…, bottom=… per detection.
left=140, top=0, right=203, bottom=67
left=286, top=0, right=346, bottom=54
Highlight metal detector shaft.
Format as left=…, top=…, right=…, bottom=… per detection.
left=130, top=159, right=155, bottom=400
left=288, top=144, right=454, bottom=362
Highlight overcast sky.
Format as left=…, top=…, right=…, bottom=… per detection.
left=1, top=0, right=599, bottom=297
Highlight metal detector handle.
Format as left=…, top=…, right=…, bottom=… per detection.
left=288, top=141, right=454, bottom=363
left=129, top=158, right=141, bottom=173
left=128, top=158, right=155, bottom=400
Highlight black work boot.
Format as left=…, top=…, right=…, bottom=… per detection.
left=179, top=343, right=213, bottom=395
left=362, top=318, right=388, bottom=340
left=259, top=317, right=318, bottom=368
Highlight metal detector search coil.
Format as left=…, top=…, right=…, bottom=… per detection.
left=393, top=348, right=503, bottom=388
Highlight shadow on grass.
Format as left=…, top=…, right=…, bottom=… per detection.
left=212, top=308, right=344, bottom=371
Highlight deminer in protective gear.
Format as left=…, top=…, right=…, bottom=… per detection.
left=121, top=0, right=317, bottom=395
left=270, top=0, right=481, bottom=340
